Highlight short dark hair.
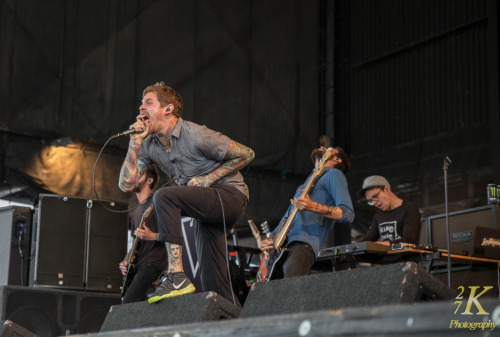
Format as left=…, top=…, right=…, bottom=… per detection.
left=143, top=82, right=183, bottom=117
left=145, top=165, right=159, bottom=190
left=310, top=147, right=351, bottom=175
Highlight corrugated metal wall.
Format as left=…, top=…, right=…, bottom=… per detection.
left=346, top=0, right=489, bottom=153
left=335, top=0, right=498, bottom=232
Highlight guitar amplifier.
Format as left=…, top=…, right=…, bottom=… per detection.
left=30, top=194, right=128, bottom=292
left=421, top=205, right=499, bottom=256
left=472, top=226, right=500, bottom=259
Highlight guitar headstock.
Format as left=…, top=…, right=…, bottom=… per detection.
left=260, top=221, right=271, bottom=237
left=248, top=219, right=259, bottom=236
left=313, top=147, right=333, bottom=175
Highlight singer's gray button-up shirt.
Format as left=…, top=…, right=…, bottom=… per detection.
left=137, top=118, right=249, bottom=199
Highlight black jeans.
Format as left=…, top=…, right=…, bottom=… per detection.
left=122, top=263, right=162, bottom=304
left=152, top=184, right=247, bottom=307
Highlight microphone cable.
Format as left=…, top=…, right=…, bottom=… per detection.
left=92, top=136, right=139, bottom=214
left=92, top=136, right=173, bottom=214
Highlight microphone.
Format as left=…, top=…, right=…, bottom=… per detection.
left=111, top=127, right=144, bottom=139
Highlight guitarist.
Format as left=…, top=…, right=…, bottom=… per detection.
left=260, top=146, right=354, bottom=279
left=118, top=165, right=168, bottom=303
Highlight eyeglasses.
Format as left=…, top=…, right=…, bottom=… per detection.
left=367, top=188, right=383, bottom=206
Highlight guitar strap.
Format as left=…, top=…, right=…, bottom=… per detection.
left=308, top=170, right=328, bottom=192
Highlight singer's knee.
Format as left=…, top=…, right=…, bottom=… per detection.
left=153, top=186, right=180, bottom=207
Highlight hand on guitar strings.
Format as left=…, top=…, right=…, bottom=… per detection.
left=119, top=261, right=129, bottom=275
left=134, top=225, right=157, bottom=240
left=260, top=236, right=275, bottom=256
left=290, top=191, right=316, bottom=211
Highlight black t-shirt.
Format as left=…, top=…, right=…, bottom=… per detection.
left=362, top=199, right=421, bottom=244
left=130, top=200, right=168, bottom=270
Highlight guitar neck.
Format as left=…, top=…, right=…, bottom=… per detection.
left=272, top=147, right=332, bottom=251
left=273, top=172, right=319, bottom=249
left=128, top=202, right=153, bottom=265
left=128, top=237, right=140, bottom=264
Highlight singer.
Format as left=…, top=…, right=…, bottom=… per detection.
left=118, top=82, right=254, bottom=307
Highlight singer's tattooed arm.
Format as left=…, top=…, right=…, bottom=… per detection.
left=119, top=139, right=147, bottom=191
left=188, top=140, right=255, bottom=187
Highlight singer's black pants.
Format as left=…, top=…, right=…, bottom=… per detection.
left=152, top=184, right=247, bottom=307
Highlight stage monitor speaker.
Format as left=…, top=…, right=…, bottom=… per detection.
left=0, top=320, right=38, bottom=337
left=30, top=194, right=128, bottom=292
left=0, top=207, right=33, bottom=287
left=83, top=299, right=500, bottom=337
left=100, top=291, right=241, bottom=332
left=240, top=262, right=456, bottom=318
left=0, top=285, right=120, bottom=337
left=424, top=205, right=499, bottom=255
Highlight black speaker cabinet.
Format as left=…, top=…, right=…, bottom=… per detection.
left=422, top=205, right=500, bottom=255
left=30, top=194, right=128, bottom=292
left=100, top=291, right=241, bottom=332
left=0, top=285, right=120, bottom=337
left=0, top=206, right=33, bottom=287
left=240, top=262, right=456, bottom=318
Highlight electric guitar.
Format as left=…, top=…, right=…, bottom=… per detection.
left=120, top=202, right=154, bottom=299
left=255, top=148, right=333, bottom=282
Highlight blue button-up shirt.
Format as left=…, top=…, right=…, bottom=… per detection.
left=273, top=167, right=354, bottom=255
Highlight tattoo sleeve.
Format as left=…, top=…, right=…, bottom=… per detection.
left=204, top=140, right=255, bottom=185
left=119, top=139, right=147, bottom=191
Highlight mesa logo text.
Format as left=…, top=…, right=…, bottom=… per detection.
left=450, top=286, right=497, bottom=331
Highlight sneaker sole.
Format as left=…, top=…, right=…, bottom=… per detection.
left=147, top=284, right=196, bottom=304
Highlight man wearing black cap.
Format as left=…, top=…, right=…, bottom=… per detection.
left=359, top=175, right=421, bottom=245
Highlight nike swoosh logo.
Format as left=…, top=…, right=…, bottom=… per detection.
left=173, top=279, right=186, bottom=289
